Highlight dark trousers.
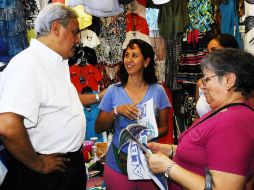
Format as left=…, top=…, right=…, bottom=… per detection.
left=1, top=149, right=87, bottom=190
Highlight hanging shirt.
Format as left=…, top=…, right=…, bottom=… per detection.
left=243, top=0, right=254, bottom=54
left=125, top=13, right=149, bottom=35
left=187, top=0, right=214, bottom=32
left=220, top=0, right=243, bottom=48
left=158, top=0, right=190, bottom=38
left=70, top=64, right=102, bottom=93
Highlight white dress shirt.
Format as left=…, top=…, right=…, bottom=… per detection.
left=0, top=39, right=86, bottom=154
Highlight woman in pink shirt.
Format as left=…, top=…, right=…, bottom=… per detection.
left=146, top=48, right=254, bottom=190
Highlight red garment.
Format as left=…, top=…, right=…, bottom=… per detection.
left=52, top=0, right=65, bottom=3
left=158, top=83, right=174, bottom=144
left=70, top=64, right=102, bottom=93
left=187, top=29, right=199, bottom=45
left=137, top=0, right=147, bottom=7
left=125, top=13, right=149, bottom=35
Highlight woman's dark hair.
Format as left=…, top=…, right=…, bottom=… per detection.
left=213, top=33, right=239, bottom=49
left=201, top=48, right=254, bottom=98
left=119, top=39, right=158, bottom=86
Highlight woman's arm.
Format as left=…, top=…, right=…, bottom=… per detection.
left=146, top=153, right=246, bottom=190
left=95, top=103, right=139, bottom=134
left=95, top=110, right=115, bottom=134
left=157, top=108, right=169, bottom=138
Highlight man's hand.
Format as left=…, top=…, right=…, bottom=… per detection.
left=38, top=154, right=70, bottom=174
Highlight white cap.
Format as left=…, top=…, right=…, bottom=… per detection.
left=80, top=29, right=100, bottom=48
left=152, top=0, right=170, bottom=5
left=122, top=31, right=151, bottom=49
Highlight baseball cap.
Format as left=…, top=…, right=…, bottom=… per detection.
left=152, top=0, right=170, bottom=4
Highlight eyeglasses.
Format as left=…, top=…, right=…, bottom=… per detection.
left=201, top=75, right=218, bottom=85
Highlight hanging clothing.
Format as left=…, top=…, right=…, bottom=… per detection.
left=0, top=0, right=28, bottom=59
left=67, top=0, right=124, bottom=17
left=164, top=34, right=183, bottom=90
left=70, top=64, right=102, bottom=93
left=125, top=0, right=147, bottom=18
left=157, top=0, right=189, bottom=38
left=243, top=0, right=254, bottom=54
left=219, top=0, right=243, bottom=48
left=187, top=0, right=214, bottom=33
left=95, top=13, right=125, bottom=65
left=83, top=93, right=104, bottom=142
left=125, top=13, right=149, bottom=35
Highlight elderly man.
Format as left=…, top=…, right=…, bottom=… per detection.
left=0, top=3, right=87, bottom=190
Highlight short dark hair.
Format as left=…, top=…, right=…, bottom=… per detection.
left=213, top=33, right=239, bottom=49
left=201, top=48, right=254, bottom=98
left=119, top=39, right=158, bottom=86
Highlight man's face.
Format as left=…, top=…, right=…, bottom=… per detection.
left=57, top=18, right=80, bottom=59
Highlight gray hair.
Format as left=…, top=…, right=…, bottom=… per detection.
left=200, top=48, right=254, bottom=98
left=34, top=3, right=78, bottom=37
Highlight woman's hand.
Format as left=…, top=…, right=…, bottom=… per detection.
left=146, top=153, right=172, bottom=174
left=147, top=142, right=172, bottom=156
left=146, top=142, right=162, bottom=153
left=116, top=103, right=139, bottom=120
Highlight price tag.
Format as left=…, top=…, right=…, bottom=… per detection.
left=239, top=25, right=245, bottom=33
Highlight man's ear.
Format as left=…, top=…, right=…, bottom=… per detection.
left=51, top=20, right=61, bottom=36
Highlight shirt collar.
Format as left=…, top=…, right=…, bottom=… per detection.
left=30, top=39, right=65, bottom=65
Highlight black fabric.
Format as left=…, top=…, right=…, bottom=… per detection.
left=86, top=16, right=101, bottom=36
left=0, top=64, right=7, bottom=71
left=112, top=143, right=127, bottom=175
left=68, top=46, right=98, bottom=66
left=1, top=149, right=86, bottom=190
left=118, top=0, right=134, bottom=5
left=146, top=0, right=160, bottom=8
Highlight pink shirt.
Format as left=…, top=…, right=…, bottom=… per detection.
left=172, top=104, right=254, bottom=189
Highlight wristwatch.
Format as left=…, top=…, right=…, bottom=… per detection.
left=95, top=93, right=100, bottom=103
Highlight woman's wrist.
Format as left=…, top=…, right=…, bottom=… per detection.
left=164, top=161, right=176, bottom=179
left=160, top=144, right=171, bottom=156
left=114, top=107, right=118, bottom=115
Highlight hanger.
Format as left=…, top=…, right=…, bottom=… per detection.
left=77, top=49, right=88, bottom=66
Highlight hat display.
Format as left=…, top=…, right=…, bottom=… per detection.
left=70, top=5, right=92, bottom=30
left=151, top=0, right=170, bottom=4
left=68, top=0, right=124, bottom=17
left=80, top=29, right=100, bottom=48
